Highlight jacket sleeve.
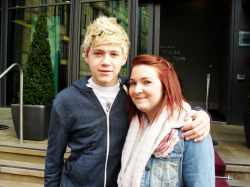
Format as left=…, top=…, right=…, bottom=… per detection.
left=182, top=134, right=215, bottom=187
left=44, top=106, right=69, bottom=186
left=192, top=106, right=212, bottom=122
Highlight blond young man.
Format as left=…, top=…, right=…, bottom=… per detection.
left=44, top=16, right=211, bottom=187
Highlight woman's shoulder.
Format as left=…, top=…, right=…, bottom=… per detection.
left=175, top=128, right=213, bottom=150
left=182, top=131, right=214, bottom=159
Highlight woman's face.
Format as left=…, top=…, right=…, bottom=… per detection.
left=129, top=64, right=164, bottom=122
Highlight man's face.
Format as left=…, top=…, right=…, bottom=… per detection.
left=84, top=43, right=128, bottom=87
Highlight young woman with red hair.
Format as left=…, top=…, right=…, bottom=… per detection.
left=118, top=55, right=215, bottom=187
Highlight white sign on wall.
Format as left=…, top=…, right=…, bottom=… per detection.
left=239, top=31, right=250, bottom=46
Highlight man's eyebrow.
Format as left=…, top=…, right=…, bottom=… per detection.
left=109, top=50, right=121, bottom=53
left=92, top=49, right=121, bottom=53
left=92, top=49, right=103, bottom=51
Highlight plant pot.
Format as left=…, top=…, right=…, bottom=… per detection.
left=243, top=111, right=250, bottom=148
left=11, top=104, right=52, bottom=141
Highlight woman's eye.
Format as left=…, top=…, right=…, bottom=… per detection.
left=144, top=81, right=151, bottom=84
left=130, top=82, right=136, bottom=85
left=111, top=53, right=118, bottom=57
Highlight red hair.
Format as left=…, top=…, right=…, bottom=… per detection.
left=127, top=54, right=188, bottom=125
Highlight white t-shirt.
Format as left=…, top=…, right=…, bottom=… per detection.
left=88, top=78, right=120, bottom=112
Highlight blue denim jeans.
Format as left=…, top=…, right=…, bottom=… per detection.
left=140, top=129, right=215, bottom=187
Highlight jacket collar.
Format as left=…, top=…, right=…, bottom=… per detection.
left=72, top=75, right=128, bottom=94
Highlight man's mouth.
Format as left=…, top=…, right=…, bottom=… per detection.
left=99, top=70, right=112, bottom=73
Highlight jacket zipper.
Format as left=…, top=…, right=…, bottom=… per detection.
left=86, top=83, right=110, bottom=187
left=104, top=112, right=110, bottom=187
left=87, top=83, right=127, bottom=187
left=103, top=91, right=121, bottom=187
left=104, top=85, right=127, bottom=187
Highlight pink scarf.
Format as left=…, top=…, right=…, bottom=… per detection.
left=154, top=128, right=179, bottom=158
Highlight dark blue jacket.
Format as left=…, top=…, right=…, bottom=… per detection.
left=44, top=76, right=129, bottom=187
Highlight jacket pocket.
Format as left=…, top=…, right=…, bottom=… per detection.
left=66, top=154, right=106, bottom=186
left=154, top=149, right=183, bottom=184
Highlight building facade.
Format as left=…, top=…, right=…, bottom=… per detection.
left=0, top=0, right=250, bottom=125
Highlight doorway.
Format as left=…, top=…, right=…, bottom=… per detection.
left=139, top=0, right=230, bottom=122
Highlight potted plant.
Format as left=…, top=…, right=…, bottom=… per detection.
left=11, top=10, right=55, bottom=141
left=243, top=78, right=250, bottom=148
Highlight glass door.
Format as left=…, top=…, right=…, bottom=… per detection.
left=79, top=0, right=129, bottom=79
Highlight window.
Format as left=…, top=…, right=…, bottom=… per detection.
left=7, top=5, right=70, bottom=104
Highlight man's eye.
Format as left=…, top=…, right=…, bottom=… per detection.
left=94, top=52, right=102, bottom=56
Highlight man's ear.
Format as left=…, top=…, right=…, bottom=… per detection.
left=122, top=53, right=128, bottom=66
left=84, top=51, right=88, bottom=64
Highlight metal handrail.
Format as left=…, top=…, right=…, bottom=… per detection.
left=206, top=74, right=210, bottom=111
left=0, top=63, right=23, bottom=144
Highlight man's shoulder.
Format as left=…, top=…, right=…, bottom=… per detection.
left=59, top=77, right=89, bottom=94
left=54, top=77, right=90, bottom=103
left=72, top=76, right=90, bottom=89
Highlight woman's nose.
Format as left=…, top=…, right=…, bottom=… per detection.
left=134, top=84, right=143, bottom=93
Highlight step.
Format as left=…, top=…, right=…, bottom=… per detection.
left=0, top=179, right=43, bottom=187
left=0, top=145, right=47, bottom=157
left=0, top=144, right=70, bottom=159
left=0, top=173, right=44, bottom=187
left=0, top=159, right=44, bottom=176
left=0, top=152, right=45, bottom=164
left=0, top=161, right=44, bottom=186
left=0, top=145, right=70, bottom=186
left=227, top=179, right=250, bottom=186
left=226, top=164, right=250, bottom=181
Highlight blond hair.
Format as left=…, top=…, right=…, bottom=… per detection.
left=83, top=16, right=130, bottom=55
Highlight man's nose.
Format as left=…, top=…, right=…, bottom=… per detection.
left=101, top=54, right=111, bottom=66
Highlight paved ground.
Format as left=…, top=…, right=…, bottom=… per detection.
left=0, top=107, right=48, bottom=150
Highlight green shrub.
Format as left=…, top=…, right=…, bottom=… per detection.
left=23, top=10, right=55, bottom=105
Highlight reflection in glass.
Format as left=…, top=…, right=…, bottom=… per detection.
left=79, top=1, right=129, bottom=79
left=0, top=10, right=2, bottom=60
left=138, top=6, right=148, bottom=55
left=8, top=0, right=69, bottom=7
left=7, top=5, right=70, bottom=105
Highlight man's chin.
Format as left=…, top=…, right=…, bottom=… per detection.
left=98, top=78, right=118, bottom=87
